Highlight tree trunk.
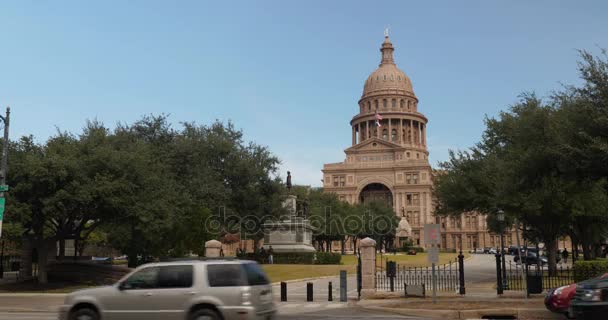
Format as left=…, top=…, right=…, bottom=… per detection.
left=546, top=239, right=558, bottom=276
left=36, top=240, right=49, bottom=284
left=58, top=238, right=65, bottom=261
left=340, top=238, right=346, bottom=255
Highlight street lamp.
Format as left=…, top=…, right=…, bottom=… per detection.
left=497, top=210, right=508, bottom=289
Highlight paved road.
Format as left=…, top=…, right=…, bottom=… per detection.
left=0, top=308, right=425, bottom=320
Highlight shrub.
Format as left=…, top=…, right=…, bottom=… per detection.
left=315, top=252, right=342, bottom=265
left=411, top=246, right=425, bottom=253
left=237, top=251, right=315, bottom=264
left=274, top=252, right=314, bottom=264
left=573, top=259, right=608, bottom=282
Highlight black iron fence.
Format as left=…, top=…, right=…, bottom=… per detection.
left=0, top=255, right=20, bottom=272
left=503, top=260, right=604, bottom=292
left=376, top=255, right=461, bottom=292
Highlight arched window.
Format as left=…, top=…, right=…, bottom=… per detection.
left=375, top=100, right=379, bottom=110
left=367, top=101, right=371, bottom=111
left=400, top=100, right=405, bottom=108
left=383, top=99, right=387, bottom=108
left=407, top=100, right=411, bottom=110
left=391, top=129, right=397, bottom=142
left=382, top=129, right=388, bottom=140
left=392, top=99, right=396, bottom=108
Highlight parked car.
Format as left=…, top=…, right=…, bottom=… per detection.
left=488, top=247, right=498, bottom=255
left=483, top=247, right=491, bottom=254
left=545, top=273, right=608, bottom=317
left=469, top=248, right=484, bottom=254
left=514, top=252, right=561, bottom=265
left=59, top=259, right=276, bottom=320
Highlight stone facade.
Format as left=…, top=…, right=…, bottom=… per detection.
left=322, top=34, right=516, bottom=251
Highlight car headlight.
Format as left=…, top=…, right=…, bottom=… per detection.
left=582, top=289, right=603, bottom=302
left=553, top=286, right=567, bottom=296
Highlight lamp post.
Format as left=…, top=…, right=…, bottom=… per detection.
left=497, top=210, right=508, bottom=289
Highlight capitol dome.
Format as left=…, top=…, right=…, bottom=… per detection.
left=361, top=36, right=415, bottom=100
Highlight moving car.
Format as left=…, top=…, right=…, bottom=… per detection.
left=545, top=273, right=608, bottom=317
left=59, top=259, right=276, bottom=320
left=570, top=273, right=608, bottom=319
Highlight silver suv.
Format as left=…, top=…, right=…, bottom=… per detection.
left=59, top=259, right=276, bottom=320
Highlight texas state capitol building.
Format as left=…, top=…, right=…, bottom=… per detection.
left=322, top=34, right=516, bottom=251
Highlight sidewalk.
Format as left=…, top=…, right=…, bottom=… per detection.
left=356, top=294, right=561, bottom=320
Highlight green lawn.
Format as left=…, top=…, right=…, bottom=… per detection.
left=262, top=252, right=467, bottom=283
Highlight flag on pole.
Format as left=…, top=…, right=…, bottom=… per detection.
left=375, top=112, right=383, bottom=127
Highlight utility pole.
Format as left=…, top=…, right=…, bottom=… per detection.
left=0, top=106, right=10, bottom=239
left=0, top=107, right=9, bottom=280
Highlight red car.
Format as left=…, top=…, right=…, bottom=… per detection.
left=545, top=273, right=608, bottom=316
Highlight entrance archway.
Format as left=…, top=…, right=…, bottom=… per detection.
left=359, top=183, right=393, bottom=207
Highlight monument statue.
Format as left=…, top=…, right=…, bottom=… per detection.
left=262, top=170, right=315, bottom=253
left=286, top=171, right=292, bottom=192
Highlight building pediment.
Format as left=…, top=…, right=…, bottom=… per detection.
left=345, top=137, right=404, bottom=154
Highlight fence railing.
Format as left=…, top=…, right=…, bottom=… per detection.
left=504, top=260, right=606, bottom=291
left=376, top=255, right=460, bottom=292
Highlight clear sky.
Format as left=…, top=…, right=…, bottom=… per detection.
left=1, top=1, right=607, bottom=186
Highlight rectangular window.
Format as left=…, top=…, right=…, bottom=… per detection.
left=207, top=264, right=246, bottom=287
left=413, top=173, right=419, bottom=184
left=339, top=176, right=345, bottom=187
left=406, top=194, right=412, bottom=205
left=413, top=211, right=420, bottom=225
left=242, top=263, right=270, bottom=286
left=333, top=176, right=339, bottom=187
left=413, top=194, right=420, bottom=206
left=122, top=267, right=160, bottom=290
left=158, top=265, right=193, bottom=288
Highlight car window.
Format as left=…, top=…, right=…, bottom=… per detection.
left=207, top=264, right=246, bottom=287
left=158, top=265, right=194, bottom=288
left=242, top=263, right=270, bottom=286
left=122, top=267, right=159, bottom=290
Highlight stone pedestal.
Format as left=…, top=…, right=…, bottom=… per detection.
left=360, top=237, right=377, bottom=298
left=262, top=195, right=316, bottom=253
left=205, top=240, right=222, bottom=258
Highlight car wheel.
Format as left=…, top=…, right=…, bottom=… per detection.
left=69, top=308, right=99, bottom=320
left=190, top=308, right=221, bottom=320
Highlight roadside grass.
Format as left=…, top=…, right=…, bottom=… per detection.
left=263, top=252, right=467, bottom=283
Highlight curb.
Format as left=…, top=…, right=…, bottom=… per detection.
left=358, top=304, right=561, bottom=320
left=0, top=293, right=67, bottom=297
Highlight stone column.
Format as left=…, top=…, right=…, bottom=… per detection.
left=205, top=240, right=222, bottom=258
left=399, top=118, right=403, bottom=144
left=409, top=120, right=413, bottom=144
left=359, top=237, right=376, bottom=298
left=388, top=118, right=392, bottom=142
left=358, top=122, right=362, bottom=142
left=352, top=125, right=356, bottom=145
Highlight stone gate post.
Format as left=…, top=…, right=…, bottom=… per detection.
left=204, top=240, right=222, bottom=258
left=360, top=237, right=377, bottom=298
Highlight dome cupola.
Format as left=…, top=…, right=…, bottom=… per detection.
left=361, top=34, right=415, bottom=100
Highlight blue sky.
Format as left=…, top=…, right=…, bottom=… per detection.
left=1, top=1, right=607, bottom=186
